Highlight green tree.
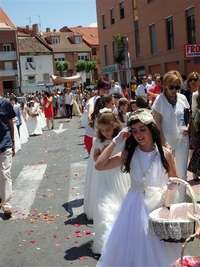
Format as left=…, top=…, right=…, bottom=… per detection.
left=55, top=61, right=63, bottom=76
left=85, top=61, right=97, bottom=73
left=63, top=61, right=70, bottom=72
left=75, top=61, right=86, bottom=72
left=112, top=34, right=125, bottom=64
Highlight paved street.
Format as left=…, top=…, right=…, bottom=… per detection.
left=0, top=116, right=99, bottom=267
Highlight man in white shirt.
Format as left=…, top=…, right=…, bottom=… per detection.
left=135, top=76, right=147, bottom=97
left=110, top=80, right=123, bottom=94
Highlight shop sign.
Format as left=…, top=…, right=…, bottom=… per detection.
left=101, top=65, right=117, bottom=74
left=184, top=44, right=200, bottom=58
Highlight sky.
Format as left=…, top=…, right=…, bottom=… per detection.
left=1, top=0, right=97, bottom=31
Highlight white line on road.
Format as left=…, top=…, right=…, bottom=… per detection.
left=67, top=161, right=87, bottom=216
left=11, top=164, right=47, bottom=219
left=52, top=123, right=67, bottom=134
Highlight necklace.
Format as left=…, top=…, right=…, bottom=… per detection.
left=164, top=93, right=177, bottom=108
left=135, top=148, right=158, bottom=195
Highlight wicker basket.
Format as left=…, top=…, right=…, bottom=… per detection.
left=172, top=233, right=200, bottom=267
left=148, top=178, right=200, bottom=243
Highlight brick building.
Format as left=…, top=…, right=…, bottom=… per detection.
left=0, top=7, right=20, bottom=96
left=96, top=0, right=200, bottom=84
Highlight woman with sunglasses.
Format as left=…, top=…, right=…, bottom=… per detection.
left=152, top=70, right=190, bottom=203
left=187, top=72, right=200, bottom=182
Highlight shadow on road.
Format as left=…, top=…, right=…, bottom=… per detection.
left=64, top=240, right=100, bottom=262
left=62, top=198, right=84, bottom=217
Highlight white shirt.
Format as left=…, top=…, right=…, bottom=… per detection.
left=65, top=93, right=73, bottom=105
left=136, top=84, right=147, bottom=97
left=110, top=85, right=122, bottom=94
left=152, top=93, right=189, bottom=149
left=85, top=95, right=99, bottom=138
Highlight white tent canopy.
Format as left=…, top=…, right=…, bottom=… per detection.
left=51, top=74, right=82, bottom=83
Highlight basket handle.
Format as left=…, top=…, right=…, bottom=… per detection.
left=168, top=178, right=199, bottom=219
left=180, top=233, right=197, bottom=267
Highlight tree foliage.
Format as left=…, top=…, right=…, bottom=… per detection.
left=112, top=34, right=125, bottom=64
left=63, top=61, right=70, bottom=71
left=75, top=60, right=97, bottom=73
left=55, top=61, right=70, bottom=76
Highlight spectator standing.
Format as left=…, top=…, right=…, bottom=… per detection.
left=147, top=75, right=163, bottom=104
left=152, top=70, right=190, bottom=202
left=42, top=91, right=54, bottom=129
left=110, top=80, right=122, bottom=94
left=0, top=97, right=16, bottom=216
left=135, top=76, right=147, bottom=97
left=130, top=76, right=138, bottom=99
left=65, top=87, right=74, bottom=121
left=10, top=97, right=22, bottom=137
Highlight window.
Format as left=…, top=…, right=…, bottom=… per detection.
left=78, top=54, right=88, bottom=61
left=135, top=29, right=140, bottom=57
left=92, top=48, right=97, bottom=55
left=166, top=16, right=174, bottom=50
left=75, top=37, right=82, bottom=44
left=3, top=44, right=11, bottom=51
left=43, top=73, right=50, bottom=83
left=26, top=57, right=35, bottom=69
left=102, top=14, right=106, bottom=29
left=110, top=8, right=115, bottom=24
left=186, top=7, right=196, bottom=44
left=149, top=24, right=157, bottom=54
left=104, top=44, right=109, bottom=66
left=119, top=1, right=125, bottom=19
left=52, top=37, right=59, bottom=44
left=28, top=75, right=35, bottom=84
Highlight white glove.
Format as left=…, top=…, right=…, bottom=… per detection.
left=167, top=177, right=179, bottom=191
left=112, top=127, right=131, bottom=145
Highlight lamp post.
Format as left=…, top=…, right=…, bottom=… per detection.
left=72, top=52, right=77, bottom=75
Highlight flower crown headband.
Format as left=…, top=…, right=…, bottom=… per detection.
left=99, top=108, right=112, bottom=114
left=128, top=109, right=155, bottom=124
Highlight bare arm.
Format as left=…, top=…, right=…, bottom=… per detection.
left=88, top=104, right=94, bottom=122
left=153, top=109, right=171, bottom=149
left=95, top=141, right=126, bottom=171
left=164, top=148, right=178, bottom=178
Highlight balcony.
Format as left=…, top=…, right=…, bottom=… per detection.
left=0, top=69, right=18, bottom=76
left=0, top=51, right=17, bottom=61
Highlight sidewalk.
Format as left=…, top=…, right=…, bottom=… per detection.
left=186, top=171, right=200, bottom=203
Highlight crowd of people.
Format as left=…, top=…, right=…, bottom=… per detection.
left=0, top=70, right=200, bottom=266
left=81, top=71, right=200, bottom=266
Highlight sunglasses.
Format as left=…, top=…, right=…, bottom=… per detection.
left=168, top=85, right=181, bottom=90
left=189, top=78, right=198, bottom=82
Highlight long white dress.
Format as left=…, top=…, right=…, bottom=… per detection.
left=92, top=138, right=130, bottom=254
left=83, top=138, right=97, bottom=220
left=20, top=114, right=29, bottom=144
left=97, top=146, right=187, bottom=267
left=14, top=123, right=21, bottom=153
left=26, top=107, right=43, bottom=136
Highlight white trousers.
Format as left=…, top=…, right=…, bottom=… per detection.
left=172, top=137, right=189, bottom=203
left=0, top=148, right=12, bottom=209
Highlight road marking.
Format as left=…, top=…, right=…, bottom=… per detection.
left=67, top=161, right=87, bottom=216
left=11, top=164, right=47, bottom=219
left=52, top=123, right=67, bottom=134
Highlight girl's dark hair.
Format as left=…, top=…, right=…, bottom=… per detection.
left=96, top=78, right=111, bottom=90
left=89, top=94, right=113, bottom=128
left=96, top=112, right=122, bottom=142
left=123, top=120, right=169, bottom=173
left=136, top=96, right=149, bottom=109
left=43, top=90, right=51, bottom=97
left=117, top=98, right=129, bottom=123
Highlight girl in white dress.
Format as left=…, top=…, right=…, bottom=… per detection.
left=117, top=97, right=129, bottom=128
left=27, top=101, right=43, bottom=136
left=13, top=118, right=21, bottom=153
left=19, top=100, right=29, bottom=144
left=92, top=109, right=130, bottom=254
left=84, top=94, right=115, bottom=220
left=95, top=109, right=186, bottom=267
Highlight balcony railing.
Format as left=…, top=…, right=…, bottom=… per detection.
left=0, top=69, right=18, bottom=76
left=0, top=51, right=17, bottom=61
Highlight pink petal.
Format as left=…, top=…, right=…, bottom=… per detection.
left=74, top=224, right=80, bottom=227
left=53, top=234, right=57, bottom=238
left=75, top=230, right=80, bottom=233
left=76, top=233, right=82, bottom=237
left=55, top=244, right=60, bottom=247
left=30, top=240, right=36, bottom=244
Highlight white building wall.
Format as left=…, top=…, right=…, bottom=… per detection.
left=20, top=54, right=54, bottom=92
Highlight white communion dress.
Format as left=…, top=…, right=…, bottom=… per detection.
left=97, top=145, right=191, bottom=267
left=26, top=107, right=43, bottom=136
left=92, top=138, right=130, bottom=254
left=19, top=113, right=29, bottom=144
left=83, top=138, right=97, bottom=220
left=13, top=122, right=21, bottom=153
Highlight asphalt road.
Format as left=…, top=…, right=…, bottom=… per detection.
left=0, top=116, right=99, bottom=267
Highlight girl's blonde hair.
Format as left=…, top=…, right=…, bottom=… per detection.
left=96, top=112, right=122, bottom=142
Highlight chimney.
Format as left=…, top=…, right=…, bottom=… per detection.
left=46, top=27, right=50, bottom=32
left=53, top=29, right=56, bottom=32
left=32, top=24, right=39, bottom=36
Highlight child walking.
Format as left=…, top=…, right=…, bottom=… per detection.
left=117, top=97, right=129, bottom=127
left=92, top=109, right=130, bottom=254
left=95, top=109, right=185, bottom=267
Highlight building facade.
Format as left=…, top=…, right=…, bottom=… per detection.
left=0, top=8, right=20, bottom=96
left=96, top=0, right=200, bottom=84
